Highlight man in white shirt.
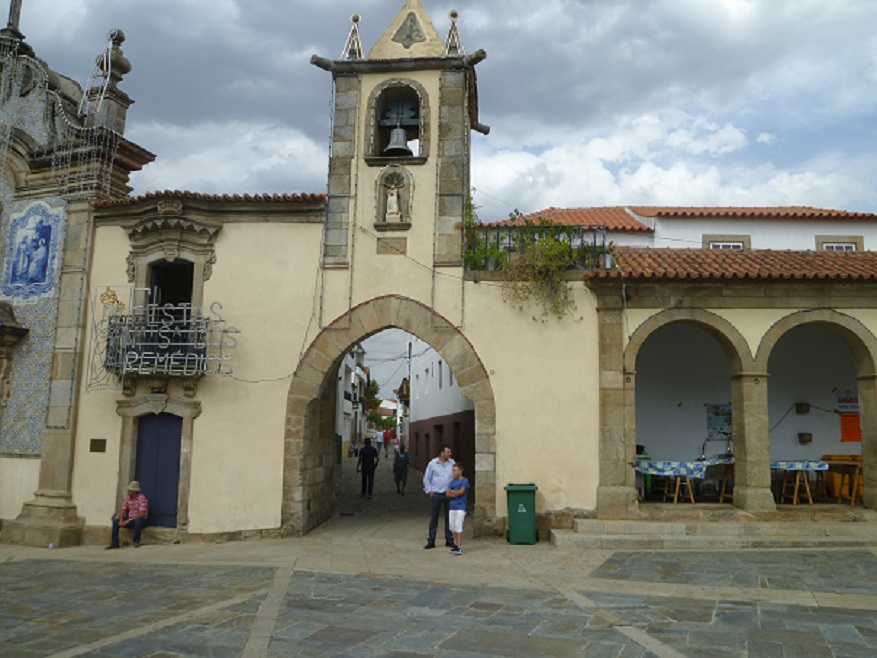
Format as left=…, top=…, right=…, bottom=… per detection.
left=422, top=445, right=456, bottom=549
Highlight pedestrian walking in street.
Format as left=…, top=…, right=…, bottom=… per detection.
left=422, top=445, right=455, bottom=549
left=393, top=444, right=410, bottom=495
left=374, top=430, right=384, bottom=457
left=357, top=437, right=380, bottom=499
left=383, top=429, right=392, bottom=457
left=446, top=463, right=469, bottom=555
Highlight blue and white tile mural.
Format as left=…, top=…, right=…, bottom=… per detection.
left=0, top=195, right=66, bottom=455
left=1, top=201, right=64, bottom=301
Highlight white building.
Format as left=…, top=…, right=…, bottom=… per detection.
left=408, top=337, right=475, bottom=476
left=336, top=345, right=368, bottom=454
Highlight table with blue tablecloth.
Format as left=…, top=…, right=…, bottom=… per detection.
left=632, top=458, right=829, bottom=504
left=633, top=458, right=734, bottom=503
left=770, top=460, right=828, bottom=505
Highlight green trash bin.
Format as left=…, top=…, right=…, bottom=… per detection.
left=505, top=483, right=538, bottom=544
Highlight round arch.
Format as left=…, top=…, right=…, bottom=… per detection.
left=624, top=307, right=754, bottom=373
left=755, top=309, right=877, bottom=377
left=755, top=309, right=877, bottom=509
left=283, top=295, right=496, bottom=535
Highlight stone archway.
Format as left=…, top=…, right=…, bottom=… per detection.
left=756, top=309, right=877, bottom=508
left=599, top=306, right=757, bottom=515
left=627, top=309, right=772, bottom=510
left=624, top=307, right=753, bottom=374
left=282, top=295, right=496, bottom=535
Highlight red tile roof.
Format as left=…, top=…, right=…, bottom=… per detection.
left=93, top=190, right=326, bottom=208
left=488, top=206, right=877, bottom=231
left=587, top=247, right=877, bottom=281
left=486, top=207, right=652, bottom=232
left=630, top=206, right=877, bottom=221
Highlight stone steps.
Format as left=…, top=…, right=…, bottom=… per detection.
left=551, top=518, right=877, bottom=549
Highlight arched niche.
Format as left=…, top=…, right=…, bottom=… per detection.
left=366, top=79, right=430, bottom=162
left=374, top=165, right=413, bottom=229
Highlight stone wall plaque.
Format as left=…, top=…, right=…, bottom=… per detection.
left=377, top=238, right=407, bottom=256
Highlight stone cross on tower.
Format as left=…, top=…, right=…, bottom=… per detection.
left=7, top=0, right=22, bottom=31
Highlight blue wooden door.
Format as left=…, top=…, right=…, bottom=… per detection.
left=136, top=413, right=182, bottom=528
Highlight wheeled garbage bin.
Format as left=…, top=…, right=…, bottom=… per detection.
left=504, top=483, right=538, bottom=544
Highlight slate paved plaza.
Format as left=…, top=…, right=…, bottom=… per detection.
left=2, top=462, right=877, bottom=657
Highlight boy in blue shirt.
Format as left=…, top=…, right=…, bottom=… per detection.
left=446, top=464, right=469, bottom=555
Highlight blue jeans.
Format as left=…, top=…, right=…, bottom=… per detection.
left=111, top=517, right=146, bottom=546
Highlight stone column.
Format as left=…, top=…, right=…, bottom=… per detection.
left=2, top=201, right=92, bottom=547
left=323, top=75, right=360, bottom=266
left=858, top=374, right=877, bottom=509
left=730, top=372, right=776, bottom=511
left=596, top=302, right=638, bottom=517
left=434, top=69, right=468, bottom=266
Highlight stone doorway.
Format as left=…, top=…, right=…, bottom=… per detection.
left=282, top=295, right=496, bottom=536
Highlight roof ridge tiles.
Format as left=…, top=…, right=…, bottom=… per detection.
left=593, top=246, right=877, bottom=282
left=92, top=190, right=327, bottom=208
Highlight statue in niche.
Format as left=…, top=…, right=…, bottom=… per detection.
left=383, top=173, right=406, bottom=222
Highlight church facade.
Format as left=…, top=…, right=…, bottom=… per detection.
left=1, top=0, right=876, bottom=548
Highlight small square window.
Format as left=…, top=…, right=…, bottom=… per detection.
left=703, top=234, right=750, bottom=250
left=822, top=242, right=857, bottom=252
left=816, top=235, right=864, bottom=252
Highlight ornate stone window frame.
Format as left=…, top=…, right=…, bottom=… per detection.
left=125, top=200, right=222, bottom=309
left=115, top=393, right=201, bottom=532
left=365, top=78, right=430, bottom=165
left=374, top=164, right=414, bottom=231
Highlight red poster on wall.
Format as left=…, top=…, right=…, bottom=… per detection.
left=840, top=413, right=861, bottom=443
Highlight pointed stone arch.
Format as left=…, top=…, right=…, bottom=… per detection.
left=283, top=295, right=496, bottom=535
left=756, top=309, right=877, bottom=508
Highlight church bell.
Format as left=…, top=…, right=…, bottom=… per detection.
left=383, top=127, right=413, bottom=157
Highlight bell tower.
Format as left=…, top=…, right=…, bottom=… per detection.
left=312, top=1, right=488, bottom=314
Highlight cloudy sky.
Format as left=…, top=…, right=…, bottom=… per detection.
left=19, top=0, right=877, bottom=223
left=17, top=0, right=877, bottom=393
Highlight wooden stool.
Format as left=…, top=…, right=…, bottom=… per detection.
left=662, top=476, right=695, bottom=504
left=781, top=470, right=813, bottom=505
left=813, top=470, right=827, bottom=499
left=718, top=463, right=734, bottom=503
left=838, top=465, right=861, bottom=507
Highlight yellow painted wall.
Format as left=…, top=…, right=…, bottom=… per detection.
left=0, top=456, right=39, bottom=521
left=73, top=222, right=323, bottom=533
left=71, top=226, right=129, bottom=525
left=186, top=222, right=322, bottom=533
left=462, top=282, right=601, bottom=516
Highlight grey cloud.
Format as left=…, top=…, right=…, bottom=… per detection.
left=17, top=1, right=877, bottom=211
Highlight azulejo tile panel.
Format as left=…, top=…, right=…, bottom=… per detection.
left=0, top=190, right=66, bottom=455
left=1, top=200, right=65, bottom=301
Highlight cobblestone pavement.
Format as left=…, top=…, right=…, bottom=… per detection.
left=1, top=461, right=877, bottom=657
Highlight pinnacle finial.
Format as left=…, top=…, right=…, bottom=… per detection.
left=443, top=9, right=465, bottom=56
left=1, top=0, right=24, bottom=40
left=7, top=0, right=22, bottom=32
left=341, top=13, right=364, bottom=60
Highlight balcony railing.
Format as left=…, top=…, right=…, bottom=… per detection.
left=104, top=303, right=238, bottom=378
left=463, top=224, right=613, bottom=271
